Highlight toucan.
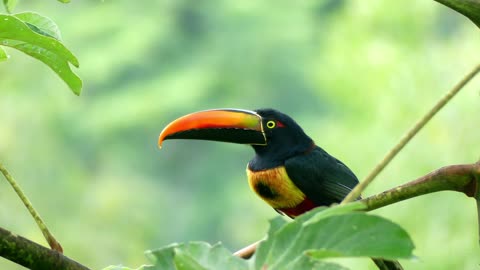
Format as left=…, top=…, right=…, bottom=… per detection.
left=158, top=108, right=359, bottom=217
left=158, top=110, right=402, bottom=270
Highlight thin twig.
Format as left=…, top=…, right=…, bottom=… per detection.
left=341, top=63, right=480, bottom=204
left=0, top=162, right=63, bottom=252
left=233, top=240, right=261, bottom=259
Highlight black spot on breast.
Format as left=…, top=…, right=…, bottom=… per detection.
left=255, top=182, right=278, bottom=199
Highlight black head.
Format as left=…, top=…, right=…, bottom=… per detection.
left=251, top=108, right=314, bottom=162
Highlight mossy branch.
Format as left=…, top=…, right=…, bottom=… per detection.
left=362, top=162, right=480, bottom=211
left=0, top=227, right=90, bottom=270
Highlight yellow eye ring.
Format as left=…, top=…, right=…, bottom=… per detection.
left=266, top=120, right=276, bottom=129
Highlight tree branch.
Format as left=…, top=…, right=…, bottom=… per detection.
left=362, top=162, right=479, bottom=211
left=0, top=226, right=90, bottom=270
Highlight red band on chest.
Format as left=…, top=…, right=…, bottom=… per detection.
left=278, top=197, right=317, bottom=218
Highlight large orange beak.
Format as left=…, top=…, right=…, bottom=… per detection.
left=158, top=109, right=266, bottom=148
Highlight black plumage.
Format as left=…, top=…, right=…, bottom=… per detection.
left=248, top=108, right=359, bottom=207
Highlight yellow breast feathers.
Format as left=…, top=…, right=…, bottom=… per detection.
left=246, top=165, right=306, bottom=209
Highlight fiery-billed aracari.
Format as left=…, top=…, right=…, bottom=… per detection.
left=158, top=109, right=403, bottom=270
left=158, top=108, right=359, bottom=217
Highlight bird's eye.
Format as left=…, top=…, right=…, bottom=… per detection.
left=266, top=120, right=276, bottom=129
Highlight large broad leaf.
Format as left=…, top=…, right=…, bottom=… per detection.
left=101, top=204, right=413, bottom=270
left=143, top=241, right=346, bottom=270
left=0, top=14, right=81, bottom=95
left=145, top=242, right=249, bottom=270
left=255, top=204, right=414, bottom=270
left=435, top=0, right=480, bottom=28
left=254, top=203, right=365, bottom=269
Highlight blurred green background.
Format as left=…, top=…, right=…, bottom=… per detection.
left=1, top=1, right=480, bottom=269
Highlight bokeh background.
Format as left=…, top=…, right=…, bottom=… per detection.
left=1, top=1, right=480, bottom=269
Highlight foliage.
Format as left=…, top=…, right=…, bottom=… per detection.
left=0, top=11, right=81, bottom=94
left=101, top=205, right=414, bottom=270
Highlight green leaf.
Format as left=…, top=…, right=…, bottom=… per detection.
left=0, top=46, right=8, bottom=61
left=173, top=248, right=208, bottom=270
left=145, top=243, right=177, bottom=270
left=303, top=202, right=366, bottom=225
left=14, top=12, right=62, bottom=40
left=57, top=0, right=71, bottom=3
left=435, top=0, right=480, bottom=28
left=255, top=208, right=414, bottom=269
left=0, top=14, right=82, bottom=95
left=3, top=0, right=17, bottom=13
left=254, top=204, right=363, bottom=269
left=147, top=242, right=248, bottom=270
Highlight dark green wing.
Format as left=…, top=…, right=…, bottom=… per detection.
left=284, top=146, right=359, bottom=206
